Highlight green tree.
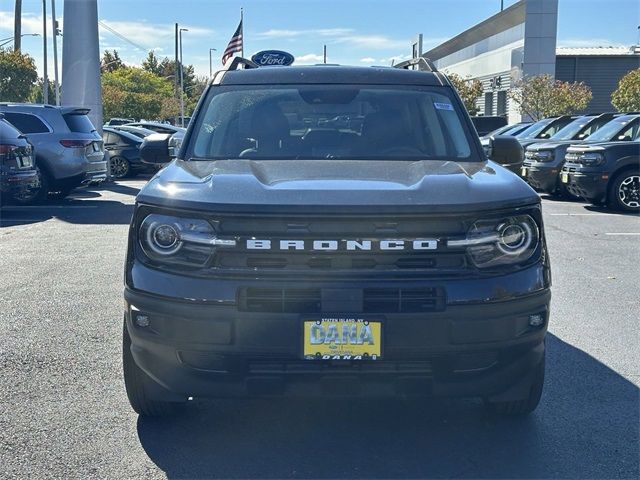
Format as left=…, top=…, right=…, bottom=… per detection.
left=611, top=68, right=640, bottom=112
left=142, top=51, right=162, bottom=76
left=0, top=47, right=38, bottom=101
left=185, top=76, right=208, bottom=115
left=101, top=49, right=125, bottom=73
left=28, top=78, right=56, bottom=103
left=447, top=73, right=484, bottom=115
left=509, top=74, right=592, bottom=120
left=102, top=66, right=179, bottom=120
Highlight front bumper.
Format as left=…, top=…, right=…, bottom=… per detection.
left=522, top=162, right=561, bottom=193
left=124, top=282, right=550, bottom=400
left=562, top=165, right=608, bottom=202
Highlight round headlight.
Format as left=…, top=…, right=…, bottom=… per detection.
left=497, top=221, right=532, bottom=255
left=144, top=220, right=182, bottom=255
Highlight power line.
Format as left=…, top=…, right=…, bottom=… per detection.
left=98, top=20, right=149, bottom=53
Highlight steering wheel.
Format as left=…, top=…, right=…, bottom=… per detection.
left=239, top=148, right=258, bottom=158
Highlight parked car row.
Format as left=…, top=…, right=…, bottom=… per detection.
left=0, top=103, right=107, bottom=204
left=103, top=121, right=186, bottom=178
left=483, top=113, right=640, bottom=212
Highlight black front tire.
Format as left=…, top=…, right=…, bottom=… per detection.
left=485, top=357, right=545, bottom=416
left=608, top=168, right=640, bottom=212
left=122, top=321, right=186, bottom=416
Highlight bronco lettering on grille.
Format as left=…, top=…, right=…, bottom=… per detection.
left=245, top=239, right=438, bottom=251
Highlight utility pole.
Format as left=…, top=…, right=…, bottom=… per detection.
left=501, top=0, right=504, bottom=11
left=14, top=0, right=22, bottom=51
left=323, top=45, right=327, bottom=64
left=42, top=0, right=48, bottom=104
left=174, top=23, right=179, bottom=125
left=51, top=0, right=60, bottom=105
left=179, top=28, right=188, bottom=127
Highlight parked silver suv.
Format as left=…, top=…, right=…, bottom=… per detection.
left=0, top=103, right=106, bottom=201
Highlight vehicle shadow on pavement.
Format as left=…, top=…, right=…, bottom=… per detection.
left=0, top=199, right=134, bottom=226
left=136, top=334, right=639, bottom=479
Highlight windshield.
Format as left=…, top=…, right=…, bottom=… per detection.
left=486, top=124, right=514, bottom=137
left=190, top=85, right=473, bottom=161
left=586, top=116, right=639, bottom=142
left=516, top=118, right=553, bottom=139
left=552, top=117, right=594, bottom=140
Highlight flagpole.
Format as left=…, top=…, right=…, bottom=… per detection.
left=240, top=8, right=244, bottom=58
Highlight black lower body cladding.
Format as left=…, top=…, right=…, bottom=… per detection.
left=523, top=162, right=562, bottom=193
left=123, top=261, right=551, bottom=404
left=563, top=169, right=608, bottom=203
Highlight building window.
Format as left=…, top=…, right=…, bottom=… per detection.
left=484, top=92, right=494, bottom=116
left=497, top=91, right=507, bottom=116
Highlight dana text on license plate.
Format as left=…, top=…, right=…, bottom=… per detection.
left=303, top=318, right=382, bottom=360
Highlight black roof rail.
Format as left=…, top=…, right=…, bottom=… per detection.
left=393, top=57, right=438, bottom=72
left=226, top=56, right=259, bottom=71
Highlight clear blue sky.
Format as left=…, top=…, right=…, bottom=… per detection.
left=1, top=0, right=639, bottom=78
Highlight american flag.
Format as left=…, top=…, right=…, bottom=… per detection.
left=222, top=20, right=243, bottom=65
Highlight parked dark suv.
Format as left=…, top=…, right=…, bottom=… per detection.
left=522, top=113, right=620, bottom=195
left=0, top=116, right=40, bottom=205
left=123, top=58, right=551, bottom=417
left=561, top=115, right=640, bottom=212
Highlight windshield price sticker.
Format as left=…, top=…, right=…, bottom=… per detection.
left=434, top=102, right=454, bottom=111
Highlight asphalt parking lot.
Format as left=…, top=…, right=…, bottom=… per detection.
left=0, top=178, right=638, bottom=479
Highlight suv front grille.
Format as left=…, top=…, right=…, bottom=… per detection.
left=238, top=287, right=446, bottom=313
left=207, top=212, right=473, bottom=276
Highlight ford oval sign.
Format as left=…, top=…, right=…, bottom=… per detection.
left=251, top=50, right=295, bottom=67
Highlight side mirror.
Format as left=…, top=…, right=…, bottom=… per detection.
left=140, top=133, right=173, bottom=164
left=487, top=135, right=524, bottom=166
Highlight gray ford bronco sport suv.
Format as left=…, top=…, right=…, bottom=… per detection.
left=123, top=57, right=551, bottom=417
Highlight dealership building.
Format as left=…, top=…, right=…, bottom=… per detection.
left=420, top=0, right=640, bottom=123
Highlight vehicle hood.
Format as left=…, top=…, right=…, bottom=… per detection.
left=567, top=141, right=640, bottom=154
left=527, top=140, right=580, bottom=152
left=137, top=159, right=538, bottom=213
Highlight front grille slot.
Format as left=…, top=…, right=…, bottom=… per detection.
left=363, top=287, right=445, bottom=313
left=248, top=360, right=433, bottom=375
left=239, top=287, right=445, bottom=313
left=242, top=287, right=321, bottom=313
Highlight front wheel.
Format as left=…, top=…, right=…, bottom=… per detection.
left=485, top=357, right=545, bottom=416
left=608, top=169, right=640, bottom=212
left=122, top=320, right=186, bottom=416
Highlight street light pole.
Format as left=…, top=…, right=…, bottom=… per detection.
left=209, top=48, right=217, bottom=78
left=51, top=0, right=60, bottom=105
left=179, top=28, right=188, bottom=128
left=0, top=33, right=39, bottom=48
left=42, top=0, right=48, bottom=104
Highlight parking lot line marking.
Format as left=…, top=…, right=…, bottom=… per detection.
left=1, top=205, right=99, bottom=211
left=549, top=213, right=610, bottom=216
left=605, top=233, right=640, bottom=236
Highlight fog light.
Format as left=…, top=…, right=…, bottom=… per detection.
left=529, top=313, right=545, bottom=327
left=135, top=314, right=150, bottom=328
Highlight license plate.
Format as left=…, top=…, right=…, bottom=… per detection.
left=303, top=318, right=382, bottom=360
left=521, top=167, right=528, bottom=177
left=561, top=172, right=569, bottom=183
